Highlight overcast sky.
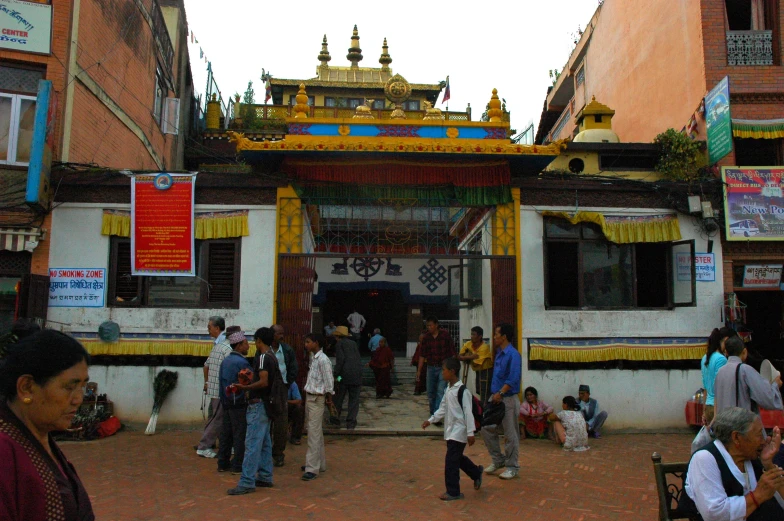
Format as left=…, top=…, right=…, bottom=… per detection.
left=182, top=0, right=601, bottom=135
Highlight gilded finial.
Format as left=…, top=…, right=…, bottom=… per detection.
left=487, top=88, right=503, bottom=122
left=347, top=24, right=363, bottom=69
left=318, top=34, right=331, bottom=67
left=379, top=37, right=392, bottom=71
left=294, top=84, right=309, bottom=119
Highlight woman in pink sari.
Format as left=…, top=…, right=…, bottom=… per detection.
left=519, top=386, right=553, bottom=439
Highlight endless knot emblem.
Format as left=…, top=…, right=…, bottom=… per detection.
left=418, top=258, right=447, bottom=293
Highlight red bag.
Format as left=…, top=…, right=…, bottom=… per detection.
left=97, top=416, right=121, bottom=438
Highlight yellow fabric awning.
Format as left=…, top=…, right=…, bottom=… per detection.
left=78, top=338, right=257, bottom=357
left=529, top=338, right=705, bottom=362
left=542, top=211, right=681, bottom=243
left=101, top=210, right=250, bottom=239
left=732, top=118, right=784, bottom=139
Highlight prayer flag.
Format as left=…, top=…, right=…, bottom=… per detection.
left=441, top=75, right=450, bottom=105
left=265, top=78, right=272, bottom=103
left=199, top=48, right=203, bottom=59
left=190, top=31, right=194, bottom=43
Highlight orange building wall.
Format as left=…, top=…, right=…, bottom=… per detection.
left=583, top=0, right=707, bottom=142
left=67, top=0, right=176, bottom=169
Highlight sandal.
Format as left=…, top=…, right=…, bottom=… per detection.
left=439, top=492, right=464, bottom=501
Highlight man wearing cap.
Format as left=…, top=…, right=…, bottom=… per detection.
left=578, top=385, right=608, bottom=438
left=217, top=326, right=251, bottom=474
left=196, top=316, right=231, bottom=458
left=330, top=326, right=363, bottom=429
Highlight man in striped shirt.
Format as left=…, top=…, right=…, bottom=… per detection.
left=302, top=333, right=334, bottom=481
left=196, top=316, right=231, bottom=458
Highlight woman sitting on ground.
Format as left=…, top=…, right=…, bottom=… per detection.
left=548, top=396, right=589, bottom=452
left=685, top=407, right=784, bottom=520
left=0, top=330, right=95, bottom=520
left=519, top=386, right=553, bottom=439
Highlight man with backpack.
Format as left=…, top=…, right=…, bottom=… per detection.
left=422, top=357, right=483, bottom=501
left=227, top=327, right=279, bottom=495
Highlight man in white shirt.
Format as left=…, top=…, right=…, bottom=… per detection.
left=347, top=309, right=366, bottom=343
left=422, top=357, right=483, bottom=501
left=196, top=316, right=231, bottom=458
left=302, top=333, right=334, bottom=482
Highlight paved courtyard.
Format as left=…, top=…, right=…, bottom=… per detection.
left=63, top=429, right=694, bottom=521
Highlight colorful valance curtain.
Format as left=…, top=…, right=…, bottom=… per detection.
left=101, top=210, right=250, bottom=239
left=732, top=118, right=784, bottom=139
left=284, top=158, right=512, bottom=206
left=542, top=211, right=682, bottom=244
left=529, top=338, right=705, bottom=363
left=76, top=335, right=259, bottom=357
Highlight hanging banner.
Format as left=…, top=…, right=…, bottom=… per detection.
left=723, top=167, right=784, bottom=240
left=742, top=265, right=782, bottom=288
left=131, top=173, right=195, bottom=276
left=25, top=79, right=55, bottom=210
left=706, top=76, right=732, bottom=164
left=0, top=0, right=53, bottom=54
left=48, top=268, right=105, bottom=308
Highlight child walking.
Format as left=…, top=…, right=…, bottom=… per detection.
left=301, top=333, right=334, bottom=481
left=422, top=357, right=483, bottom=501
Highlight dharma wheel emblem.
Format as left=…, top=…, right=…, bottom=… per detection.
left=384, top=73, right=412, bottom=105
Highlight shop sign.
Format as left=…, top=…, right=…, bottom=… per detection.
left=48, top=268, right=105, bottom=308
left=0, top=0, right=53, bottom=54
left=723, top=167, right=784, bottom=241
left=131, top=174, right=195, bottom=276
left=706, top=76, right=732, bottom=164
left=695, top=253, right=715, bottom=282
left=742, top=264, right=783, bottom=288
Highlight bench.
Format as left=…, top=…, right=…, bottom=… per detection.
left=651, top=452, right=703, bottom=521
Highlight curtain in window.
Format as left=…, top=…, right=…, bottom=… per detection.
left=752, top=0, right=765, bottom=30
left=102, top=210, right=250, bottom=239
left=541, top=211, right=682, bottom=244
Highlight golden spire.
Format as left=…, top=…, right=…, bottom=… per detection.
left=318, top=34, right=331, bottom=68
left=487, top=88, right=503, bottom=122
left=294, top=84, right=309, bottom=119
left=379, top=37, right=392, bottom=71
left=347, top=24, right=363, bottom=69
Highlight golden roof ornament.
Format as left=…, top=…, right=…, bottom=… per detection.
left=293, top=84, right=309, bottom=119
left=487, top=88, right=503, bottom=122
left=384, top=73, right=412, bottom=105
left=353, top=99, right=375, bottom=119
left=347, top=25, right=363, bottom=69
left=389, top=103, right=406, bottom=119
left=379, top=38, right=392, bottom=71
left=318, top=34, right=331, bottom=68
left=422, top=100, right=443, bottom=121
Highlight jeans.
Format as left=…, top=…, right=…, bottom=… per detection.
left=480, top=395, right=521, bottom=471
left=445, top=440, right=482, bottom=496
left=217, top=406, right=247, bottom=472
left=238, top=403, right=273, bottom=488
left=333, top=384, right=361, bottom=429
left=426, top=365, right=447, bottom=416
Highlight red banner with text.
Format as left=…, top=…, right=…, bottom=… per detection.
left=131, top=174, right=195, bottom=276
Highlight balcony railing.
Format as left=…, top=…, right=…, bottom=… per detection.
left=727, top=30, right=773, bottom=66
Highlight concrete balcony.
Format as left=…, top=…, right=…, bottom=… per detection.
left=727, top=30, right=774, bottom=66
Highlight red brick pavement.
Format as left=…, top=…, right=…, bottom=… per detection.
left=61, top=431, right=695, bottom=521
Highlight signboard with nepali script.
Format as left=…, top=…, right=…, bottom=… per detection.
left=706, top=76, right=732, bottom=164
left=131, top=174, right=195, bottom=276
left=0, top=0, right=53, bottom=54
left=723, top=167, right=784, bottom=241
left=48, top=268, right=105, bottom=307
left=742, top=265, right=783, bottom=288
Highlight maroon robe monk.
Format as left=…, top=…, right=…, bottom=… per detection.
left=369, top=339, right=395, bottom=398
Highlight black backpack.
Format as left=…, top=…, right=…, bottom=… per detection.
left=262, top=352, right=288, bottom=420
left=457, top=385, right=483, bottom=432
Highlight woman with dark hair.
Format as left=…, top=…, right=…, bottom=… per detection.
left=0, top=330, right=95, bottom=520
left=519, top=386, right=553, bottom=439
left=702, top=327, right=733, bottom=424
left=548, top=396, right=589, bottom=452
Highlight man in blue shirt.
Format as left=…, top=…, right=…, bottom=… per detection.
left=368, top=328, right=383, bottom=352
left=481, top=323, right=522, bottom=480
left=287, top=382, right=304, bottom=445
left=217, top=326, right=252, bottom=474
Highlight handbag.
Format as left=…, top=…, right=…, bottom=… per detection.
left=482, top=399, right=506, bottom=427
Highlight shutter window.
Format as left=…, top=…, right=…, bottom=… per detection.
left=206, top=240, right=240, bottom=306
left=114, top=240, right=142, bottom=304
